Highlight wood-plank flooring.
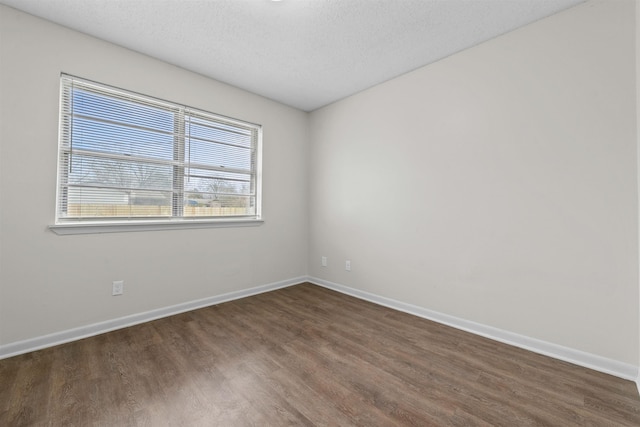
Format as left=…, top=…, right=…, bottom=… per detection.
left=1, top=283, right=639, bottom=426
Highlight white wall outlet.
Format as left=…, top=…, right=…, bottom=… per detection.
left=112, top=280, right=124, bottom=296
left=345, top=260, right=351, bottom=271
left=322, top=256, right=327, bottom=267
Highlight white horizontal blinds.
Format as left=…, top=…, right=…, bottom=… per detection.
left=59, top=76, right=177, bottom=219
left=57, top=74, right=260, bottom=221
left=183, top=110, right=258, bottom=217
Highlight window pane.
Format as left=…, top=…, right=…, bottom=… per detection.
left=186, top=138, right=253, bottom=171
left=65, top=187, right=172, bottom=218
left=68, top=155, right=173, bottom=191
left=187, top=115, right=253, bottom=148
left=72, top=117, right=174, bottom=160
left=73, top=88, right=175, bottom=133
left=184, top=176, right=251, bottom=196
left=183, top=192, right=254, bottom=217
left=185, top=168, right=251, bottom=180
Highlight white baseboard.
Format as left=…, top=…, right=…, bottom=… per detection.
left=0, top=276, right=305, bottom=360
left=3, top=275, right=638, bottom=385
left=308, top=276, right=639, bottom=382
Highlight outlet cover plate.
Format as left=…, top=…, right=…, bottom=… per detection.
left=112, top=280, right=124, bottom=296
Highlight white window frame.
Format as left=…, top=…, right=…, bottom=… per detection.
left=50, top=74, right=262, bottom=235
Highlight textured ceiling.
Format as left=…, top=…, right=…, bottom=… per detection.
left=1, top=0, right=585, bottom=111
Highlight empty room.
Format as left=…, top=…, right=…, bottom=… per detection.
left=1, top=0, right=640, bottom=425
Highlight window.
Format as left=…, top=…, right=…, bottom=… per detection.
left=54, top=74, right=262, bottom=232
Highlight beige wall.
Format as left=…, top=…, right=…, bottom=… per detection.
left=0, top=5, right=309, bottom=345
left=637, top=0, right=640, bottom=379
left=309, top=0, right=638, bottom=364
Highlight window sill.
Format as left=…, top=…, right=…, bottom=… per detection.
left=49, top=218, right=264, bottom=235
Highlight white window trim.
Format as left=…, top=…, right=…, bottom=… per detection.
left=52, top=74, right=263, bottom=234
left=49, top=218, right=264, bottom=235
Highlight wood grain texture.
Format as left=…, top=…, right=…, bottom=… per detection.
left=1, top=283, right=639, bottom=426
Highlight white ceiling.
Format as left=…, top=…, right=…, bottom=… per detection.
left=2, top=0, right=585, bottom=111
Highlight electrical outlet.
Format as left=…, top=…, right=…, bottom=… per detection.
left=345, top=260, right=351, bottom=271
left=322, top=256, right=327, bottom=267
left=112, top=280, right=124, bottom=296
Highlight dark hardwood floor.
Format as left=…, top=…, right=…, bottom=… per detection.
left=1, top=283, right=639, bottom=426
